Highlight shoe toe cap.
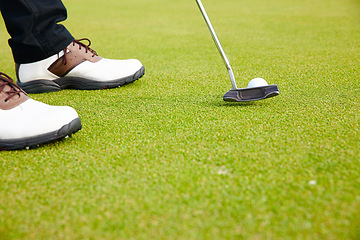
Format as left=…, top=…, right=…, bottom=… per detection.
left=68, top=58, right=144, bottom=81
left=0, top=99, right=80, bottom=140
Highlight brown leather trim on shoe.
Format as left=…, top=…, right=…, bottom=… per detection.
left=0, top=91, right=29, bottom=110
left=48, top=39, right=102, bottom=78
left=0, top=73, right=29, bottom=110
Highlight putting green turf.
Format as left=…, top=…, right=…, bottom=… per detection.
left=1, top=0, right=359, bottom=239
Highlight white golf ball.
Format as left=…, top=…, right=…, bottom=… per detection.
left=247, top=78, right=268, bottom=88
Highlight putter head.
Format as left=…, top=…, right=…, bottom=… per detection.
left=223, top=84, right=280, bottom=102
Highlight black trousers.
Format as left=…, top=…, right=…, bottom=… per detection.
left=0, top=0, right=74, bottom=64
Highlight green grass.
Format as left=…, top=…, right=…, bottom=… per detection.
left=1, top=0, right=360, bottom=239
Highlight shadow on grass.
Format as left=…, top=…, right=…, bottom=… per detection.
left=206, top=95, right=274, bottom=108
left=216, top=101, right=263, bottom=107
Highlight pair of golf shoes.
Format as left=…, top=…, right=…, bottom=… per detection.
left=0, top=38, right=145, bottom=150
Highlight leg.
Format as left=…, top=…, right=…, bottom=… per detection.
left=0, top=1, right=81, bottom=150
left=0, top=0, right=74, bottom=64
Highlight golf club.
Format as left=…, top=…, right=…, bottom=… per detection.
left=195, top=0, right=280, bottom=102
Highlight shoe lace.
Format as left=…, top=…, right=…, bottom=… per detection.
left=62, top=38, right=98, bottom=65
left=0, top=72, right=27, bottom=102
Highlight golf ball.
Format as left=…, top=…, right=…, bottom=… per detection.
left=247, top=78, right=268, bottom=88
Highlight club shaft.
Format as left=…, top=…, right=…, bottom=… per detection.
left=196, top=0, right=237, bottom=89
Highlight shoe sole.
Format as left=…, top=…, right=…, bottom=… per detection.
left=17, top=66, right=145, bottom=94
left=0, top=118, right=82, bottom=151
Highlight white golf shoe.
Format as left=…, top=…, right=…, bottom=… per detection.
left=17, top=38, right=145, bottom=94
left=0, top=72, right=81, bottom=150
